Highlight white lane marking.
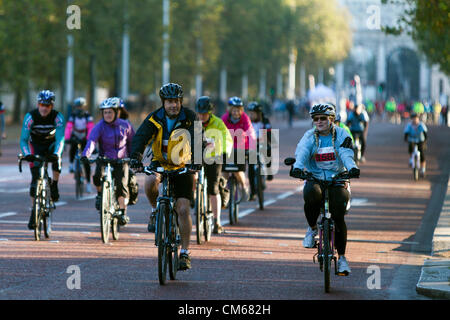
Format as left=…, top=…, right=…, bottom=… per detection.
left=0, top=188, right=29, bottom=193
left=222, top=187, right=302, bottom=226
left=0, top=212, right=17, bottom=218
left=225, top=229, right=419, bottom=245
left=351, top=198, right=375, bottom=206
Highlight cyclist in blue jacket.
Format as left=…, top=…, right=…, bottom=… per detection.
left=291, top=103, right=360, bottom=275
left=20, top=90, right=65, bottom=230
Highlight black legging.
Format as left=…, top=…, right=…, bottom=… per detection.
left=69, top=139, right=91, bottom=183
left=303, top=181, right=350, bottom=255
left=351, top=131, right=366, bottom=157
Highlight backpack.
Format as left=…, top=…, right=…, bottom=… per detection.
left=128, top=169, right=139, bottom=205
left=218, top=176, right=230, bottom=209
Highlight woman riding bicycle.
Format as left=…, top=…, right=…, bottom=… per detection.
left=65, top=97, right=94, bottom=193
left=221, top=96, right=257, bottom=202
left=81, top=97, right=135, bottom=226
left=290, top=103, right=360, bottom=275
left=195, top=96, right=233, bottom=234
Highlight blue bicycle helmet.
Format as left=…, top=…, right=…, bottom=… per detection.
left=196, top=96, right=213, bottom=113
left=37, top=90, right=55, bottom=105
left=73, top=97, right=87, bottom=107
left=99, top=97, right=121, bottom=110
left=247, top=101, right=262, bottom=113
left=228, top=96, right=243, bottom=107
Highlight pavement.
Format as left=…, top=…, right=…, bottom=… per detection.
left=416, top=177, right=450, bottom=299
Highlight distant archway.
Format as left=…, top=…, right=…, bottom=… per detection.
left=386, top=47, right=420, bottom=101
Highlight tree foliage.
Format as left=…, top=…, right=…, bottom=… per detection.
left=382, top=0, right=450, bottom=75
left=0, top=0, right=352, bottom=121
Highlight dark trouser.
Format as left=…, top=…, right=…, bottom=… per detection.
left=303, top=181, right=350, bottom=255
left=408, top=142, right=426, bottom=162
left=351, top=131, right=366, bottom=157
left=69, top=139, right=91, bottom=183
left=29, top=142, right=61, bottom=197
left=93, top=162, right=129, bottom=199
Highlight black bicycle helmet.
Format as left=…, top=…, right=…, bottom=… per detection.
left=247, top=101, right=262, bottom=113
left=159, top=83, right=183, bottom=101
left=196, top=96, right=213, bottom=113
left=309, top=103, right=336, bottom=118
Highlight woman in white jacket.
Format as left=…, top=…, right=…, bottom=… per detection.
left=291, top=103, right=360, bottom=275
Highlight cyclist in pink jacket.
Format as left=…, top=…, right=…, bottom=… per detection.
left=221, top=97, right=257, bottom=201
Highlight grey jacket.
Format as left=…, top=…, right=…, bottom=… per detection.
left=294, top=125, right=357, bottom=181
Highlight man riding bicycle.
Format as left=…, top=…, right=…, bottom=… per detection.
left=20, top=90, right=65, bottom=230
left=221, top=96, right=257, bottom=202
left=346, top=104, right=369, bottom=163
left=130, top=83, right=199, bottom=271
left=290, top=103, right=360, bottom=275
left=81, top=97, right=135, bottom=226
left=65, top=97, right=94, bottom=193
left=195, top=96, right=232, bottom=234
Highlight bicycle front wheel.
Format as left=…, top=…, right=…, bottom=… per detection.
left=33, top=181, right=44, bottom=241
left=228, top=179, right=239, bottom=225
left=195, top=181, right=205, bottom=244
left=157, top=202, right=169, bottom=285
left=100, top=182, right=111, bottom=244
left=323, top=219, right=331, bottom=293
left=43, top=185, right=52, bottom=239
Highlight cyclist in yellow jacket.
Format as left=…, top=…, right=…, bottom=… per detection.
left=195, top=96, right=232, bottom=234
left=130, top=83, right=200, bottom=271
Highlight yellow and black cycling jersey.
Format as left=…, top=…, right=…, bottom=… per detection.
left=131, top=106, right=199, bottom=170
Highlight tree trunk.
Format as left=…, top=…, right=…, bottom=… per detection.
left=88, top=54, right=97, bottom=115
left=13, top=89, right=23, bottom=124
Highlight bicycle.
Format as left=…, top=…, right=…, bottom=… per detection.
left=87, top=157, right=129, bottom=243
left=194, top=165, right=213, bottom=244
left=285, top=157, right=357, bottom=293
left=249, top=147, right=266, bottom=210
left=410, top=142, right=421, bottom=181
left=222, top=164, right=242, bottom=225
left=140, top=164, right=197, bottom=285
left=72, top=138, right=85, bottom=199
left=18, top=154, right=55, bottom=241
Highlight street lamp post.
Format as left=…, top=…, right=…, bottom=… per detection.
left=162, top=0, right=170, bottom=84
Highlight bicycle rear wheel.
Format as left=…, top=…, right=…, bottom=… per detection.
left=111, top=216, right=120, bottom=240
left=256, top=165, right=264, bottom=210
left=74, top=159, right=83, bottom=199
left=323, top=219, right=331, bottom=293
left=100, top=182, right=111, bottom=244
left=204, top=198, right=213, bottom=242
left=33, top=181, right=43, bottom=241
left=157, top=202, right=169, bottom=285
left=43, top=185, right=52, bottom=239
left=228, top=179, right=239, bottom=225
left=168, top=214, right=179, bottom=280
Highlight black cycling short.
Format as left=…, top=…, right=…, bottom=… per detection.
left=204, top=163, right=222, bottom=196
left=171, top=172, right=195, bottom=201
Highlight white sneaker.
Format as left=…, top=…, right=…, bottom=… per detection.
left=303, top=227, right=318, bottom=248
left=85, top=183, right=92, bottom=193
left=337, top=256, right=351, bottom=275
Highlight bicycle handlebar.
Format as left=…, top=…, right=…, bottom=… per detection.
left=17, top=154, right=56, bottom=173
left=141, top=165, right=198, bottom=177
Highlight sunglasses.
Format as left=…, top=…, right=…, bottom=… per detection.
left=313, top=116, right=328, bottom=122
left=38, top=103, right=52, bottom=108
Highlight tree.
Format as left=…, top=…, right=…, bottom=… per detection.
left=381, top=0, right=450, bottom=75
